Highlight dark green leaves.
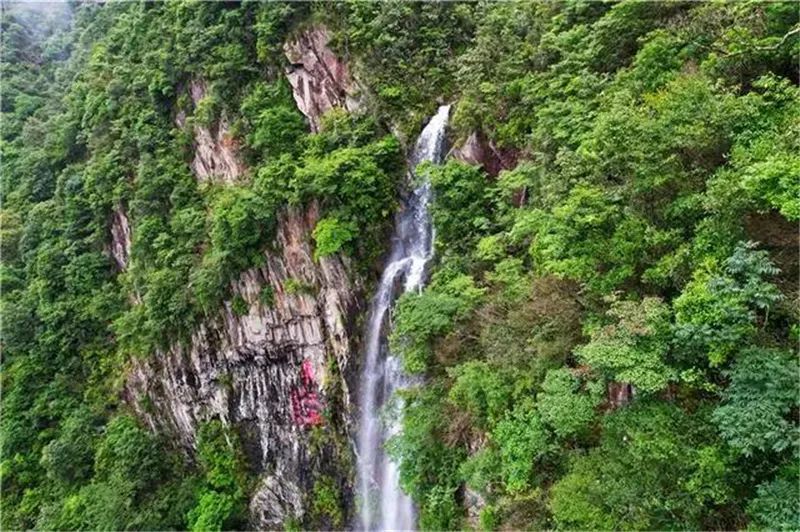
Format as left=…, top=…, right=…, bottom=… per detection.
left=713, top=347, right=798, bottom=456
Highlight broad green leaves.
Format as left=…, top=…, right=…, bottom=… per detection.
left=713, top=348, right=799, bottom=456
left=578, top=297, right=675, bottom=394
left=537, top=369, right=602, bottom=439
left=674, top=242, right=782, bottom=367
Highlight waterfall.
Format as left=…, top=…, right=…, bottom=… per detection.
left=356, top=105, right=450, bottom=531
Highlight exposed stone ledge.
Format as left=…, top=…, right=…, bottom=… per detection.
left=175, top=79, right=247, bottom=184
left=449, top=129, right=518, bottom=177
left=284, top=25, right=363, bottom=132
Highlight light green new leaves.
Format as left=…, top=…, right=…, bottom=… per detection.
left=536, top=368, right=602, bottom=439
left=577, top=297, right=675, bottom=394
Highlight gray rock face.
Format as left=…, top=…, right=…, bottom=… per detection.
left=284, top=25, right=362, bottom=132
left=177, top=79, right=248, bottom=183
left=125, top=30, right=371, bottom=523
left=125, top=203, right=362, bottom=528
left=109, top=204, right=131, bottom=271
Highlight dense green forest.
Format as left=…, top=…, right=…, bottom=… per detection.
left=1, top=1, right=798, bottom=530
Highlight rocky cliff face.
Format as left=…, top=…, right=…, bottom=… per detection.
left=125, top=202, right=363, bottom=527
left=284, top=25, right=363, bottom=132
left=449, top=129, right=518, bottom=177
left=176, top=79, right=248, bottom=184
left=123, top=27, right=370, bottom=526
left=109, top=203, right=132, bottom=271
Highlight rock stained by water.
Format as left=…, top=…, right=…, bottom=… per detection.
left=125, top=46, right=366, bottom=526
left=125, top=202, right=362, bottom=528
left=357, top=105, right=451, bottom=531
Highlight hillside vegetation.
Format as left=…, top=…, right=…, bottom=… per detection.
left=1, top=1, right=798, bottom=530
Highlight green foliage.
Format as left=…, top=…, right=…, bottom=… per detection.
left=712, top=347, right=799, bottom=456
left=448, top=361, right=513, bottom=429
left=491, top=399, right=551, bottom=494
left=312, top=215, right=356, bottom=259
left=324, top=1, right=475, bottom=137
left=292, top=131, right=402, bottom=266
left=577, top=297, right=675, bottom=394
left=390, top=274, right=484, bottom=373
left=187, top=420, right=249, bottom=532
left=426, top=160, right=494, bottom=254
left=674, top=242, right=783, bottom=366
left=2, top=1, right=798, bottom=530
left=536, top=369, right=602, bottom=439
left=549, top=403, right=732, bottom=530
left=706, top=76, right=800, bottom=222
left=283, top=278, right=314, bottom=296
left=386, top=385, right=466, bottom=531
left=478, top=505, right=499, bottom=531
left=310, top=476, right=344, bottom=529
left=230, top=294, right=249, bottom=317
left=34, top=415, right=198, bottom=531
left=207, top=186, right=275, bottom=272
left=259, top=285, right=275, bottom=307
left=189, top=491, right=238, bottom=532
left=746, top=465, right=800, bottom=531
left=39, top=408, right=98, bottom=485
left=458, top=447, right=501, bottom=494
left=240, top=81, right=306, bottom=160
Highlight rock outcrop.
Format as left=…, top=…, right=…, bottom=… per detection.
left=127, top=62, right=367, bottom=526
left=125, top=202, right=362, bottom=528
left=449, top=130, right=518, bottom=177
left=284, top=25, right=362, bottom=132
left=176, top=79, right=247, bottom=183
left=607, top=381, right=633, bottom=409
left=109, top=204, right=132, bottom=271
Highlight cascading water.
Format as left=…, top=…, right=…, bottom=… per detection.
left=357, top=105, right=450, bottom=531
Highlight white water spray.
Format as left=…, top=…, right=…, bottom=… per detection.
left=356, top=105, right=450, bottom=531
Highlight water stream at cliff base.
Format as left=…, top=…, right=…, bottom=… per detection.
left=356, top=105, right=450, bottom=531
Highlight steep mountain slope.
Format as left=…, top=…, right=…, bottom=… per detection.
left=1, top=2, right=798, bottom=531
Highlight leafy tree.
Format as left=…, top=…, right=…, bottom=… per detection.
left=550, top=403, right=732, bottom=530
left=536, top=369, right=602, bottom=439
left=746, top=464, right=800, bottom=531
left=387, top=385, right=465, bottom=531
left=187, top=420, right=249, bottom=532
left=713, top=347, right=798, bottom=456
left=426, top=160, right=494, bottom=254
left=674, top=241, right=783, bottom=366
left=577, top=297, right=675, bottom=394
left=491, top=399, right=551, bottom=494
left=391, top=274, right=484, bottom=373
left=448, top=361, right=514, bottom=429
left=312, top=216, right=356, bottom=259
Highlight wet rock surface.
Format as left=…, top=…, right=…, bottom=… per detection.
left=124, top=201, right=362, bottom=527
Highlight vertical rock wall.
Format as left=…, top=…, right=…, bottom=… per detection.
left=123, top=24, right=372, bottom=527
left=109, top=203, right=132, bottom=271
left=124, top=203, right=363, bottom=528
left=176, top=79, right=248, bottom=184
left=284, top=25, right=363, bottom=132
